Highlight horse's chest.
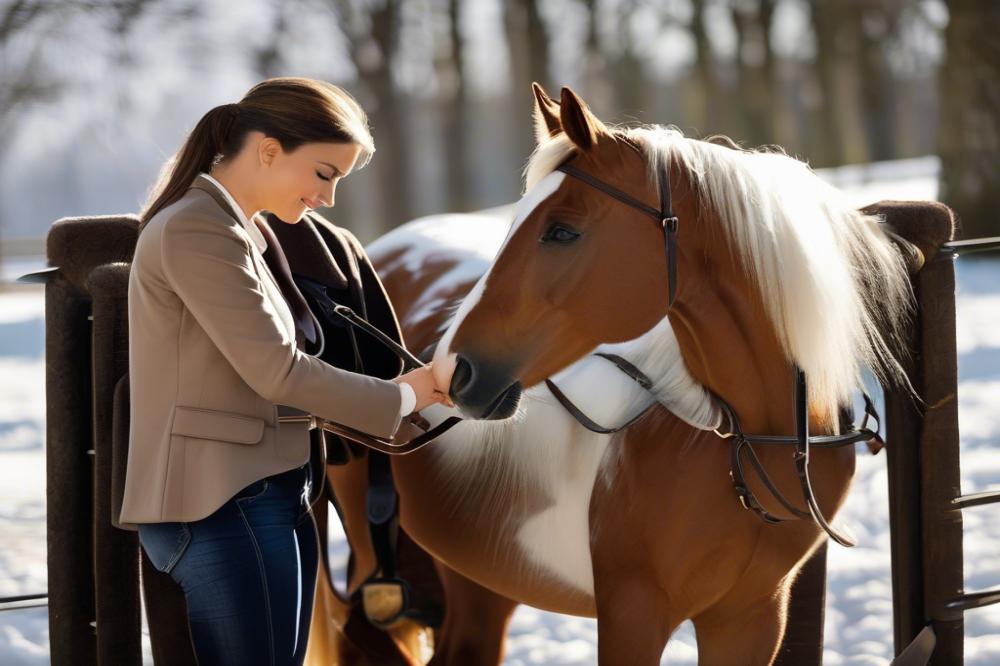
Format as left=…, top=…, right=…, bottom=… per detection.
left=397, top=395, right=615, bottom=612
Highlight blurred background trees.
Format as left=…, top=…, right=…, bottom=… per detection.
left=0, top=0, right=997, bottom=246
left=937, top=0, right=1000, bottom=240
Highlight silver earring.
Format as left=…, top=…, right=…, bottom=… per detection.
left=211, top=152, right=223, bottom=167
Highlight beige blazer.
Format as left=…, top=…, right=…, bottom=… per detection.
left=118, top=174, right=403, bottom=528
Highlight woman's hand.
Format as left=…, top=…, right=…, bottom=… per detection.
left=393, top=362, right=454, bottom=413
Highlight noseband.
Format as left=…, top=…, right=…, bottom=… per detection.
left=548, top=158, right=880, bottom=547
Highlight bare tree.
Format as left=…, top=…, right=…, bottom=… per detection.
left=254, top=1, right=289, bottom=77
left=608, top=0, right=647, bottom=119
left=807, top=0, right=848, bottom=165
left=731, top=0, right=776, bottom=147
left=0, top=1, right=64, bottom=138
left=440, top=0, right=472, bottom=212
left=688, top=0, right=723, bottom=134
left=855, top=1, right=903, bottom=162
left=331, top=0, right=414, bottom=234
left=938, top=0, right=1000, bottom=238
left=504, top=0, right=551, bottom=166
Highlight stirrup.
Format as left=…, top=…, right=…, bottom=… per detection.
left=361, top=577, right=412, bottom=630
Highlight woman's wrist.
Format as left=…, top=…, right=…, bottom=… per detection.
left=397, top=381, right=416, bottom=416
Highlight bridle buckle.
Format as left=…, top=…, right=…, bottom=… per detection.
left=662, top=216, right=679, bottom=233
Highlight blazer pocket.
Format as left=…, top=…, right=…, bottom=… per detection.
left=171, top=406, right=265, bottom=445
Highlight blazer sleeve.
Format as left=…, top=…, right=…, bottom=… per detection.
left=159, top=211, right=403, bottom=439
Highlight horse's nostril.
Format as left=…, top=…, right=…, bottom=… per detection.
left=450, top=355, right=475, bottom=397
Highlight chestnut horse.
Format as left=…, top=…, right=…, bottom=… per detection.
left=312, top=84, right=912, bottom=665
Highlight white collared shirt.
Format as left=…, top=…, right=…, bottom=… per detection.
left=197, top=172, right=416, bottom=417
left=199, top=172, right=268, bottom=254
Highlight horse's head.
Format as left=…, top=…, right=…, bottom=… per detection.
left=434, top=84, right=912, bottom=429
left=432, top=84, right=679, bottom=419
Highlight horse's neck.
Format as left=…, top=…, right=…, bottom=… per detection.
left=669, top=261, right=802, bottom=435
left=592, top=317, right=721, bottom=431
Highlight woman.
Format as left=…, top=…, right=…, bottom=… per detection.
left=118, top=77, right=449, bottom=665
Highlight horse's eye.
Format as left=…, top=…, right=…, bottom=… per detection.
left=540, top=223, right=581, bottom=245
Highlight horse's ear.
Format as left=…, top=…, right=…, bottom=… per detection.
left=532, top=82, right=561, bottom=142
left=559, top=86, right=609, bottom=151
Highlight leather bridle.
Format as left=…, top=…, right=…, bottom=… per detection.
left=548, top=157, right=882, bottom=547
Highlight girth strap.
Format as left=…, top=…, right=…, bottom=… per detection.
left=717, top=369, right=883, bottom=547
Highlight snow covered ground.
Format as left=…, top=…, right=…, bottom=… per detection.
left=1, top=158, right=998, bottom=664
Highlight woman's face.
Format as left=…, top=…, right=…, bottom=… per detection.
left=262, top=139, right=364, bottom=223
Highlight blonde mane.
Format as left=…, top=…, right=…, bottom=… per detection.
left=524, top=126, right=913, bottom=415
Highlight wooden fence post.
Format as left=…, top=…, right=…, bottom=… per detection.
left=885, top=249, right=964, bottom=664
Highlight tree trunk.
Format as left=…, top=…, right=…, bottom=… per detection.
left=441, top=0, right=472, bottom=212
left=365, top=0, right=413, bottom=234
left=504, top=0, right=551, bottom=164
left=689, top=0, right=723, bottom=134
left=808, top=0, right=845, bottom=165
left=732, top=0, right=776, bottom=147
left=938, top=0, right=1000, bottom=239
left=857, top=6, right=897, bottom=162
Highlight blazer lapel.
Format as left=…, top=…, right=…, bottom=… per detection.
left=189, top=174, right=242, bottom=222
left=187, top=175, right=319, bottom=353
left=255, top=218, right=323, bottom=354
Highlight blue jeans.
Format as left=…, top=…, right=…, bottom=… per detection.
left=137, top=463, right=319, bottom=666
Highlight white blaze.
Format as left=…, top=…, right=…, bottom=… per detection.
left=432, top=171, right=566, bottom=395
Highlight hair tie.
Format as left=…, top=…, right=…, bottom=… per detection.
left=211, top=104, right=242, bottom=167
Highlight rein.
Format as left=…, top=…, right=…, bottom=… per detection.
left=278, top=291, right=462, bottom=456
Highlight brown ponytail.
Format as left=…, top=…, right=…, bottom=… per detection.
left=140, top=78, right=374, bottom=230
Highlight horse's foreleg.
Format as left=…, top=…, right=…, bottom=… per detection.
left=594, top=572, right=677, bottom=666
left=428, top=563, right=518, bottom=666
left=691, top=587, right=789, bottom=666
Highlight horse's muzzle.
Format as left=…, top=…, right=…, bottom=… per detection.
left=450, top=354, right=522, bottom=420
